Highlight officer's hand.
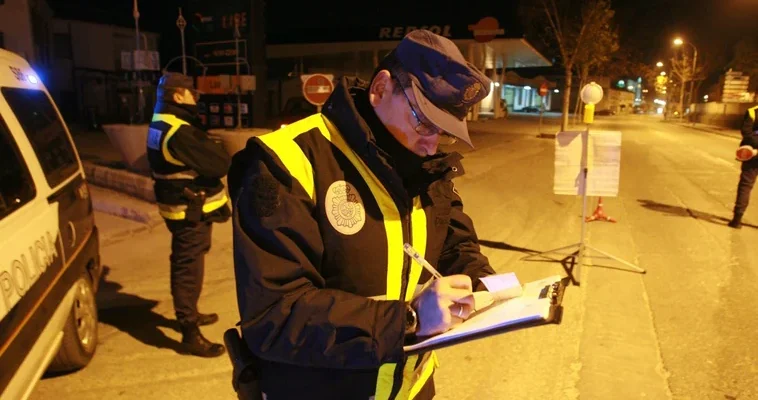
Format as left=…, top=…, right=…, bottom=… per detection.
left=411, top=275, right=474, bottom=337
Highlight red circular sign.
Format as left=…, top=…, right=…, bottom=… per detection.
left=302, top=74, right=334, bottom=106
left=539, top=83, right=549, bottom=97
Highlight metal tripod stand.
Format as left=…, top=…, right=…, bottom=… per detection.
left=522, top=128, right=646, bottom=285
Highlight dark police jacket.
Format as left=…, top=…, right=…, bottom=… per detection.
left=739, top=105, right=758, bottom=148
left=228, top=77, right=495, bottom=400
left=146, top=102, right=231, bottom=222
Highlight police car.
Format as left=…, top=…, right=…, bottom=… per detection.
left=0, top=49, right=101, bottom=399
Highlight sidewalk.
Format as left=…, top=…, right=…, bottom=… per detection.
left=89, top=185, right=163, bottom=247
left=94, top=211, right=156, bottom=247
left=664, top=119, right=741, bottom=139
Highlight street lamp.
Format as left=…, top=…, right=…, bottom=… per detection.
left=656, top=61, right=664, bottom=68
left=673, top=37, right=698, bottom=114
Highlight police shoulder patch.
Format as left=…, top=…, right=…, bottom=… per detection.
left=325, top=180, right=365, bottom=235
left=147, top=127, right=163, bottom=150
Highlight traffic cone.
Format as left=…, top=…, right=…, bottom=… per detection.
left=586, top=197, right=616, bottom=223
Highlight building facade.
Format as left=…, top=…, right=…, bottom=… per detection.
left=0, top=0, right=54, bottom=75
left=49, top=19, right=160, bottom=125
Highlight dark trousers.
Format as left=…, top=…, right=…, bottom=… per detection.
left=165, top=219, right=213, bottom=326
left=734, top=162, right=758, bottom=215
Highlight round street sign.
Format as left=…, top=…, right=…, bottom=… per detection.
left=539, top=82, right=549, bottom=97
left=580, top=82, right=604, bottom=105
left=302, top=74, right=335, bottom=106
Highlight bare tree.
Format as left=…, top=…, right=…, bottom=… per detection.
left=572, top=14, right=618, bottom=123
left=670, top=52, right=704, bottom=114
left=522, top=0, right=617, bottom=130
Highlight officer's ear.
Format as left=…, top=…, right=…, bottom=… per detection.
left=172, top=89, right=186, bottom=104
left=369, top=70, right=393, bottom=107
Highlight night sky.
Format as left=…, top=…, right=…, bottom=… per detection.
left=48, top=0, right=757, bottom=71
left=613, top=0, right=757, bottom=65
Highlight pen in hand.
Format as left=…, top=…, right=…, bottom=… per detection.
left=403, top=243, right=443, bottom=280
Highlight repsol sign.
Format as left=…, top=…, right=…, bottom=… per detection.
left=378, top=25, right=453, bottom=40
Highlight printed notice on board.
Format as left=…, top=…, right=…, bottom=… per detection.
left=553, top=130, right=622, bottom=197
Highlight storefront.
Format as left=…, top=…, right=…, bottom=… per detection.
left=187, top=1, right=554, bottom=127
left=263, top=17, right=553, bottom=120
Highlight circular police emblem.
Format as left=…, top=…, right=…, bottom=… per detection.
left=325, top=180, right=365, bottom=235
left=463, top=82, right=483, bottom=102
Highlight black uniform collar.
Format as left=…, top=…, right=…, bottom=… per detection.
left=154, top=101, right=202, bottom=128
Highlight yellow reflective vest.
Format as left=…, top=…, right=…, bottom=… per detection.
left=230, top=78, right=494, bottom=400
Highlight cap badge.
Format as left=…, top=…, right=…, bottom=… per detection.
left=463, top=82, right=482, bottom=102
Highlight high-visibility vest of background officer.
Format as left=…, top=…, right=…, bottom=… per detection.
left=146, top=72, right=231, bottom=357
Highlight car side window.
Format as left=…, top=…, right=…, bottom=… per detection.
left=1, top=87, right=78, bottom=188
left=0, top=116, right=36, bottom=221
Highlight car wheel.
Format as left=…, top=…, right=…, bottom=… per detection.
left=48, top=276, right=98, bottom=372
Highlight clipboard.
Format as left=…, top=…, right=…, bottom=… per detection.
left=403, top=275, right=569, bottom=355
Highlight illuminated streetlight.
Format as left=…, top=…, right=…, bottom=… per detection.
left=656, top=61, right=664, bottom=68
left=673, top=38, right=684, bottom=46
left=660, top=71, right=667, bottom=76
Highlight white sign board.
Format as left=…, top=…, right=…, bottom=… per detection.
left=723, top=71, right=752, bottom=103
left=554, top=130, right=622, bottom=197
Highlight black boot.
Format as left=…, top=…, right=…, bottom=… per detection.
left=181, top=324, right=225, bottom=358
left=728, top=212, right=743, bottom=229
left=198, top=312, right=219, bottom=326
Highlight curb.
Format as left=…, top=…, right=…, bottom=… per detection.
left=98, top=219, right=154, bottom=247
left=89, top=184, right=163, bottom=227
left=83, top=161, right=156, bottom=203
left=91, top=197, right=163, bottom=227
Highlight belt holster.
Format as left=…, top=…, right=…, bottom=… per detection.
left=183, top=187, right=206, bottom=222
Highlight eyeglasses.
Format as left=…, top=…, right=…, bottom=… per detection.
left=395, top=80, right=458, bottom=145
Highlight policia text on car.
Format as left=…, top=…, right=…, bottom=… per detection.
left=227, top=30, right=497, bottom=399
left=146, top=73, right=231, bottom=357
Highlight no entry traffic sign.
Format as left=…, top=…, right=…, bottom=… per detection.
left=302, top=74, right=335, bottom=106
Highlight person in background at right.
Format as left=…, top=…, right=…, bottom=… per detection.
left=729, top=104, right=758, bottom=229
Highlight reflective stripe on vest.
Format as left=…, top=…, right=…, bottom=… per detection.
left=152, top=113, right=189, bottom=167
left=259, top=114, right=435, bottom=400
left=152, top=170, right=200, bottom=180
left=158, top=190, right=229, bottom=220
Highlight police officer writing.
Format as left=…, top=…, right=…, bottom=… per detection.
left=228, top=30, right=496, bottom=399
left=147, top=73, right=231, bottom=357
left=729, top=104, right=758, bottom=229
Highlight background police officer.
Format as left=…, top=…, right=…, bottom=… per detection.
left=729, top=105, right=758, bottom=229
left=147, top=73, right=231, bottom=357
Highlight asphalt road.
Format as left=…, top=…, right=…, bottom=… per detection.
left=32, top=114, right=757, bottom=400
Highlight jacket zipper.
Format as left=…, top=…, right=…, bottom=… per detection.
left=398, top=200, right=412, bottom=303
